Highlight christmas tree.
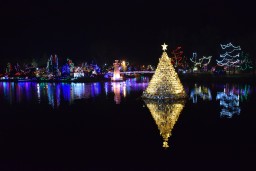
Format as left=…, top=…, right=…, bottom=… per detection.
left=142, top=43, right=187, bottom=100
left=143, top=99, right=186, bottom=148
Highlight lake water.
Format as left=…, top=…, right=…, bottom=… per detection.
left=0, top=78, right=255, bottom=171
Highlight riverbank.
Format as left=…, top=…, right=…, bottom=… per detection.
left=0, top=73, right=255, bottom=83
left=179, top=73, right=256, bottom=83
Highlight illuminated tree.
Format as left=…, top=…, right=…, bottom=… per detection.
left=171, top=46, right=183, bottom=68
left=216, top=42, right=241, bottom=74
left=142, top=43, right=187, bottom=100
left=239, top=51, right=253, bottom=72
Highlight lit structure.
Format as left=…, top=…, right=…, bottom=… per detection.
left=111, top=60, right=123, bottom=81
left=216, top=42, right=241, bottom=74
left=46, top=54, right=59, bottom=76
left=190, top=53, right=212, bottom=71
left=190, top=84, right=212, bottom=103
left=142, top=43, right=187, bottom=100
left=143, top=99, right=186, bottom=148
left=190, top=52, right=201, bottom=71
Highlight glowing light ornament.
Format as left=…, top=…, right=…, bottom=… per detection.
left=142, top=43, right=187, bottom=100
left=143, top=99, right=186, bottom=148
left=111, top=60, right=124, bottom=81
left=216, top=42, right=241, bottom=74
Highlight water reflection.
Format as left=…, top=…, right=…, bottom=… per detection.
left=190, top=84, right=212, bottom=103
left=0, top=82, right=35, bottom=104
left=143, top=99, right=186, bottom=148
left=104, top=78, right=149, bottom=104
left=216, top=84, right=241, bottom=118
left=111, top=82, right=125, bottom=104
left=0, top=78, right=148, bottom=107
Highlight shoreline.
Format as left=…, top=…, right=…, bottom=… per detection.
left=0, top=73, right=255, bottom=83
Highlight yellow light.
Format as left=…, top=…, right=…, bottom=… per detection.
left=143, top=99, right=186, bottom=148
left=142, top=43, right=187, bottom=100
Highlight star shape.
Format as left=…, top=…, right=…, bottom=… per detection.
left=161, top=43, right=168, bottom=51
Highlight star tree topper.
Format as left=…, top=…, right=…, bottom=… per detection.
left=162, top=43, right=168, bottom=51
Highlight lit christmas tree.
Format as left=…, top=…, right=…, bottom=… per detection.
left=142, top=43, right=187, bottom=100
left=143, top=99, right=186, bottom=148
left=216, top=42, right=241, bottom=74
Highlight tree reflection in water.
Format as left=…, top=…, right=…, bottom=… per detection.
left=143, top=99, right=186, bottom=148
left=216, top=84, right=240, bottom=118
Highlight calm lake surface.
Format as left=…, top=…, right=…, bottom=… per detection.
left=0, top=77, right=255, bottom=171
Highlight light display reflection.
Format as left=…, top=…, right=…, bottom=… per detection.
left=216, top=84, right=241, bottom=118
left=143, top=99, right=186, bottom=148
left=105, top=78, right=149, bottom=104
left=0, top=78, right=149, bottom=107
left=190, top=84, right=212, bottom=103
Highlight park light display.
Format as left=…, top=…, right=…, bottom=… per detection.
left=46, top=54, right=59, bottom=76
left=143, top=99, right=186, bottom=148
left=216, top=42, right=241, bottom=74
left=190, top=52, right=212, bottom=71
left=142, top=43, right=187, bottom=100
left=6, top=62, right=12, bottom=74
left=216, top=84, right=240, bottom=118
left=111, top=60, right=123, bottom=81
left=171, top=46, right=183, bottom=68
left=239, top=51, right=253, bottom=71
left=190, top=52, right=201, bottom=71
left=190, top=84, right=212, bottom=103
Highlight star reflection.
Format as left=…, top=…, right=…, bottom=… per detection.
left=143, top=99, right=186, bottom=148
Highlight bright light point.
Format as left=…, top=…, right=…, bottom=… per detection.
left=161, top=43, right=168, bottom=51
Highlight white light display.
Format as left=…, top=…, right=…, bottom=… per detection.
left=216, top=42, right=241, bottom=73
left=190, top=53, right=212, bottom=71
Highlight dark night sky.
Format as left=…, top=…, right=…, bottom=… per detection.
left=0, top=0, right=255, bottom=66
